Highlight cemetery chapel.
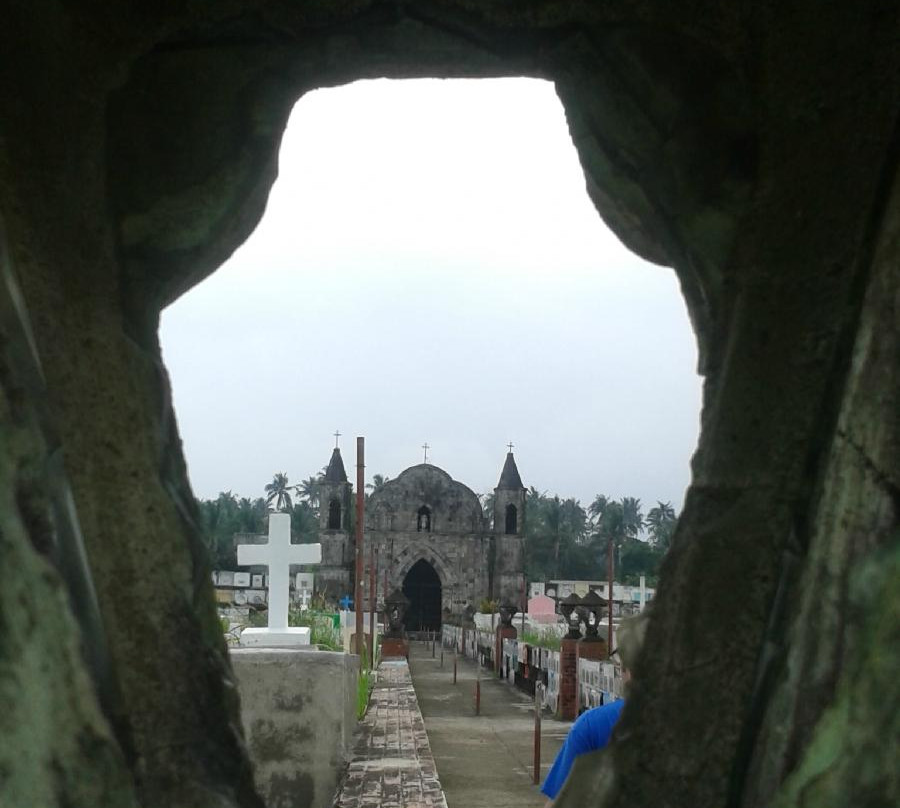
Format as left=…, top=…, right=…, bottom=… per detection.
left=316, top=446, right=527, bottom=631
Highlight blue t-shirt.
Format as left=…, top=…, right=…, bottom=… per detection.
left=541, top=700, right=625, bottom=799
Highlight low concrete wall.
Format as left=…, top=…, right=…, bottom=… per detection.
left=231, top=648, right=359, bottom=808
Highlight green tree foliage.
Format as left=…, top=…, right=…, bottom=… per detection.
left=265, top=472, right=293, bottom=512
left=592, top=498, right=644, bottom=572
left=197, top=473, right=323, bottom=567
left=523, top=489, right=593, bottom=581
left=520, top=490, right=675, bottom=586
left=289, top=500, right=320, bottom=544
left=296, top=475, right=322, bottom=508
left=365, top=474, right=390, bottom=505
left=196, top=491, right=267, bottom=568
left=646, top=500, right=678, bottom=550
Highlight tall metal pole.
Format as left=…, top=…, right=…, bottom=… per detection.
left=533, top=682, right=543, bottom=784
left=355, top=437, right=365, bottom=659
left=607, top=535, right=614, bottom=651
left=521, top=575, right=526, bottom=635
left=369, top=544, right=376, bottom=669
left=475, top=656, right=481, bottom=715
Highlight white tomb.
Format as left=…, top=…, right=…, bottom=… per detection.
left=237, top=512, right=321, bottom=646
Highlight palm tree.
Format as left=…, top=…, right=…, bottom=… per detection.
left=647, top=501, right=677, bottom=550
left=646, top=500, right=675, bottom=530
left=621, top=496, right=645, bottom=539
left=236, top=497, right=267, bottom=533
left=290, top=500, right=320, bottom=543
left=546, top=496, right=563, bottom=578
left=588, top=493, right=610, bottom=522
left=265, top=472, right=293, bottom=512
left=592, top=499, right=635, bottom=575
left=366, top=474, right=390, bottom=494
left=295, top=475, right=322, bottom=508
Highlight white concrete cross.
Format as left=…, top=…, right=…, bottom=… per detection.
left=237, top=512, right=321, bottom=646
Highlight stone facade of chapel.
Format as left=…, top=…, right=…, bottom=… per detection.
left=314, top=448, right=526, bottom=629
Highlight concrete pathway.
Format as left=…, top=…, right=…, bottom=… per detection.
left=407, top=640, right=571, bottom=808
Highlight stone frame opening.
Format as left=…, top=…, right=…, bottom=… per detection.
left=3, top=6, right=896, bottom=808
left=416, top=505, right=432, bottom=532
left=402, top=559, right=443, bottom=633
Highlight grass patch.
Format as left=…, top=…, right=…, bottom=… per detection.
left=357, top=669, right=372, bottom=720
left=521, top=628, right=562, bottom=650
left=289, top=608, right=342, bottom=650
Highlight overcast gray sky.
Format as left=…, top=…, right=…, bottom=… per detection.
left=160, top=78, right=702, bottom=514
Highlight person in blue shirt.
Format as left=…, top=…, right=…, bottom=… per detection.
left=540, top=612, right=647, bottom=804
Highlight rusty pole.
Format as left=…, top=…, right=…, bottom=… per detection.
left=355, top=437, right=365, bottom=659
left=475, top=659, right=481, bottom=716
left=521, top=575, right=526, bottom=635
left=533, top=682, right=543, bottom=784
left=369, top=543, right=376, bottom=669
left=607, top=535, right=614, bottom=652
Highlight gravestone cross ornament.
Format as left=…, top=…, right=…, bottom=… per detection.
left=339, top=595, right=353, bottom=611
left=237, top=512, right=321, bottom=646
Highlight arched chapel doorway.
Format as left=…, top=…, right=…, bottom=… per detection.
left=402, top=559, right=442, bottom=632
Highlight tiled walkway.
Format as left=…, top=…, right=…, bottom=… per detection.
left=334, top=659, right=448, bottom=808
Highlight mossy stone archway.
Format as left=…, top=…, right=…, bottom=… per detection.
left=1, top=4, right=898, bottom=808
left=402, top=559, right=443, bottom=633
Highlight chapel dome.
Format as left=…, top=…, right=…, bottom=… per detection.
left=367, top=463, right=484, bottom=534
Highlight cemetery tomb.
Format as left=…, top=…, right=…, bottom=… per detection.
left=237, top=513, right=322, bottom=646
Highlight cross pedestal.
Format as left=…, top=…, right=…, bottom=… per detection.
left=237, top=512, right=321, bottom=647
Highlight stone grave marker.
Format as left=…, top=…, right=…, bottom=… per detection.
left=217, top=571, right=235, bottom=587
left=237, top=512, right=321, bottom=646
left=251, top=574, right=264, bottom=589
left=233, top=571, right=251, bottom=588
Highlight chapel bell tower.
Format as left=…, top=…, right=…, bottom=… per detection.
left=315, top=442, right=352, bottom=600
left=493, top=447, right=526, bottom=603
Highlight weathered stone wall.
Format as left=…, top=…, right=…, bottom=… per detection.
left=493, top=487, right=525, bottom=535
left=231, top=648, right=359, bottom=808
left=368, top=465, right=485, bottom=535
left=0, top=227, right=138, bottom=808
left=493, top=534, right=526, bottom=604
left=364, top=464, right=520, bottom=609
left=373, top=531, right=493, bottom=612
left=0, top=2, right=897, bottom=808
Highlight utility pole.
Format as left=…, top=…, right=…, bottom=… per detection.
left=607, top=535, right=614, bottom=651
left=369, top=544, right=377, bottom=669
left=355, top=437, right=365, bottom=658
left=521, top=575, right=526, bottom=635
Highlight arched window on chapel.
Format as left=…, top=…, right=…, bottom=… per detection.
left=328, top=499, right=342, bottom=530
left=505, top=504, right=518, bottom=534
